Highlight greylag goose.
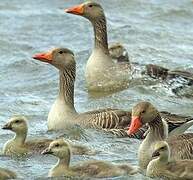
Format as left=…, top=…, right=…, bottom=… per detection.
left=147, top=141, right=193, bottom=180
left=0, top=167, right=16, bottom=179
left=65, top=1, right=193, bottom=96
left=128, top=101, right=193, bottom=171
left=32, top=48, right=131, bottom=133
left=33, top=48, right=193, bottom=138
left=2, top=116, right=95, bottom=156
left=42, top=139, right=138, bottom=178
left=65, top=1, right=130, bottom=93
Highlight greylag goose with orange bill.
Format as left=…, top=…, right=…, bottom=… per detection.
left=33, top=48, right=133, bottom=135
left=128, top=102, right=193, bottom=171
left=65, top=1, right=130, bottom=93
left=42, top=139, right=138, bottom=178
left=147, top=141, right=193, bottom=180
left=33, top=48, right=193, bottom=139
left=2, top=116, right=95, bottom=156
left=0, top=167, right=17, bottom=179
left=65, top=1, right=193, bottom=96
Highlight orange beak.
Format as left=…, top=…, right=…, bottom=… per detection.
left=65, top=4, right=84, bottom=15
left=33, top=51, right=53, bottom=63
left=127, top=116, right=142, bottom=135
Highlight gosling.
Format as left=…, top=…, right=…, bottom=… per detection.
left=42, top=139, right=138, bottom=178
left=2, top=116, right=96, bottom=156
left=147, top=141, right=193, bottom=179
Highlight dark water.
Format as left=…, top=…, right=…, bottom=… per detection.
left=0, top=0, right=193, bottom=179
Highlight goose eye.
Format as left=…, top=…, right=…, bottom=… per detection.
left=58, top=51, right=63, bottom=54
left=15, top=120, right=20, bottom=123
left=88, top=4, right=93, bottom=8
left=55, top=143, right=60, bottom=147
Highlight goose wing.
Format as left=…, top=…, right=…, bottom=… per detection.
left=160, top=112, right=193, bottom=135
left=26, top=139, right=52, bottom=153
left=167, top=134, right=193, bottom=160
left=168, top=70, right=193, bottom=81
left=145, top=64, right=169, bottom=80
left=166, top=161, right=193, bottom=180
left=80, top=109, right=131, bottom=129
left=80, top=109, right=192, bottom=138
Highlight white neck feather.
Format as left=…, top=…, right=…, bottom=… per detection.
left=138, top=116, right=168, bottom=171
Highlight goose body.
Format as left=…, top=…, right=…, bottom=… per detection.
left=33, top=48, right=193, bottom=139
left=2, top=116, right=51, bottom=156
left=86, top=48, right=129, bottom=92
left=47, top=95, right=77, bottom=130
left=128, top=102, right=193, bottom=171
left=42, top=139, right=138, bottom=178
left=33, top=48, right=132, bottom=133
left=65, top=1, right=130, bottom=93
left=2, top=116, right=94, bottom=156
left=0, top=167, right=16, bottom=180
left=147, top=141, right=193, bottom=180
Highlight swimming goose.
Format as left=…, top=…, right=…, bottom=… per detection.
left=146, top=64, right=193, bottom=82
left=147, top=141, right=193, bottom=180
left=42, top=139, right=138, bottom=178
left=128, top=101, right=193, bottom=171
left=33, top=48, right=132, bottom=133
left=0, top=167, right=17, bottom=179
left=2, top=116, right=95, bottom=156
left=65, top=1, right=130, bottom=93
left=33, top=48, right=193, bottom=138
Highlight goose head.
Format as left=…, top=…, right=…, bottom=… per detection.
left=33, top=48, right=75, bottom=71
left=65, top=1, right=105, bottom=21
left=128, top=102, right=159, bottom=135
left=42, top=139, right=71, bottom=159
left=109, top=43, right=129, bottom=63
left=2, top=116, right=28, bottom=134
left=151, top=141, right=170, bottom=161
left=109, top=43, right=127, bottom=59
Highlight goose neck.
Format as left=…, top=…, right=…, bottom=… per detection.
left=14, top=130, right=27, bottom=145
left=92, top=16, right=109, bottom=55
left=56, top=154, right=70, bottom=168
left=147, top=115, right=168, bottom=141
left=58, top=68, right=77, bottom=114
left=57, top=157, right=70, bottom=168
left=159, top=154, right=169, bottom=163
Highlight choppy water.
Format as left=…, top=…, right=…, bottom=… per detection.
left=0, top=0, right=193, bottom=179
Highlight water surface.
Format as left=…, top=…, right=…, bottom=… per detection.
left=0, top=0, right=193, bottom=179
